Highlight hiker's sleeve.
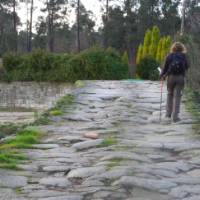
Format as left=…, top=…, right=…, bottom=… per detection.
left=160, top=55, right=170, bottom=78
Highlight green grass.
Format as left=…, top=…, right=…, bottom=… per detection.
left=0, top=151, right=27, bottom=170
left=107, top=158, right=124, bottom=170
left=75, top=80, right=86, bottom=88
left=0, top=126, right=42, bottom=169
left=33, top=94, right=75, bottom=125
left=185, top=88, right=200, bottom=134
left=49, top=109, right=64, bottom=116
left=0, top=123, right=22, bottom=139
left=99, top=136, right=118, bottom=148
left=185, top=88, right=200, bottom=121
left=0, top=94, right=75, bottom=170
left=5, top=126, right=42, bottom=146
left=55, top=94, right=74, bottom=109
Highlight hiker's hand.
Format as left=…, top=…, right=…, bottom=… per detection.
left=160, top=75, right=166, bottom=81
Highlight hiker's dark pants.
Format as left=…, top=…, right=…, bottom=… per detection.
left=166, top=74, right=185, bottom=121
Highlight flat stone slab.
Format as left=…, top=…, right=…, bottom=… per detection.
left=114, top=176, right=177, bottom=191
left=38, top=195, right=83, bottom=200
left=0, top=175, right=27, bottom=188
left=42, top=166, right=71, bottom=173
left=32, top=144, right=60, bottom=149
left=72, top=139, right=103, bottom=151
left=67, top=166, right=106, bottom=178
left=39, top=177, right=71, bottom=188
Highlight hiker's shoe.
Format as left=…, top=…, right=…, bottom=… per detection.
left=165, top=113, right=171, bottom=118
left=173, top=117, right=181, bottom=123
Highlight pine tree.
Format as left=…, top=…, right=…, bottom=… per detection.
left=136, top=44, right=143, bottom=64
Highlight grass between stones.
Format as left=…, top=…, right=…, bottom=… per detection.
left=0, top=93, right=75, bottom=169
left=0, top=126, right=43, bottom=169
left=49, top=109, right=64, bottom=116
left=107, top=158, right=124, bottom=170
left=185, top=88, right=200, bottom=133
left=34, top=94, right=75, bottom=125
left=75, top=80, right=86, bottom=88
left=98, top=136, right=118, bottom=148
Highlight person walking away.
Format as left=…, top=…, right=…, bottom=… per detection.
left=160, top=42, right=189, bottom=122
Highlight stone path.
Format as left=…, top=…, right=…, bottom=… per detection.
left=1, top=80, right=200, bottom=200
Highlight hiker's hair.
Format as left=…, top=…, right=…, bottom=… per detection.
left=170, top=42, right=187, bottom=53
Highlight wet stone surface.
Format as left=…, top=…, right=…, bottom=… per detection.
left=0, top=80, right=199, bottom=200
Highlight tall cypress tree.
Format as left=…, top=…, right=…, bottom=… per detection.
left=142, top=29, right=151, bottom=58
left=136, top=44, right=143, bottom=64
left=149, top=26, right=160, bottom=58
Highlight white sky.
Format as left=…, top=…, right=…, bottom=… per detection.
left=18, top=0, right=102, bottom=32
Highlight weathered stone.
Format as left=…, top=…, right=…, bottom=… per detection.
left=169, top=185, right=200, bottom=198
left=28, top=190, right=71, bottom=198
left=32, top=144, right=60, bottom=149
left=38, top=195, right=83, bottom=200
left=42, top=166, right=71, bottom=173
left=39, top=177, right=71, bottom=188
left=0, top=175, right=27, bottom=188
left=84, top=132, right=99, bottom=139
left=58, top=136, right=85, bottom=143
left=182, top=195, right=200, bottom=200
left=72, top=139, right=103, bottom=150
left=67, top=166, right=106, bottom=178
left=114, top=176, right=177, bottom=191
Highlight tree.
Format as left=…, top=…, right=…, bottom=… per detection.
left=77, top=0, right=80, bottom=52
left=0, top=0, right=20, bottom=54
left=136, top=44, right=143, bottom=64
left=101, top=6, right=125, bottom=51
left=149, top=26, right=160, bottom=58
left=70, top=3, right=96, bottom=51
left=123, top=0, right=138, bottom=77
left=137, top=26, right=172, bottom=64
left=28, top=0, right=34, bottom=52
left=100, top=0, right=112, bottom=48
left=42, top=0, right=68, bottom=52
left=33, top=16, right=47, bottom=49
left=160, top=0, right=181, bottom=35
left=156, top=39, right=163, bottom=62
left=13, top=0, right=18, bottom=51
left=181, top=0, right=187, bottom=36
left=142, top=29, right=151, bottom=58
left=137, top=0, right=160, bottom=38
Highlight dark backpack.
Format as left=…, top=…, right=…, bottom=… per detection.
left=168, top=53, right=185, bottom=75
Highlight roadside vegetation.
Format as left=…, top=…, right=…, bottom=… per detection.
left=2, top=47, right=129, bottom=82
left=0, top=94, right=75, bottom=169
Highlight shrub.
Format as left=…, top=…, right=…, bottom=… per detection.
left=136, top=56, right=159, bottom=80
left=2, top=47, right=129, bottom=82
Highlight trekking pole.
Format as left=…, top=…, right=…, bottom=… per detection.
left=159, top=80, right=164, bottom=122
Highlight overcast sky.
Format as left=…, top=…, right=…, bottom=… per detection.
left=18, top=0, right=103, bottom=31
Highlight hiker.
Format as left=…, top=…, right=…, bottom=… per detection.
left=160, top=42, right=189, bottom=122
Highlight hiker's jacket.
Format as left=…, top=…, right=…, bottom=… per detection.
left=160, top=52, right=189, bottom=78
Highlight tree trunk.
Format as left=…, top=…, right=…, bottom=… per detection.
left=77, top=0, right=81, bottom=52
left=180, top=0, right=187, bottom=36
left=13, top=0, right=18, bottom=52
left=103, top=0, right=109, bottom=48
left=26, top=0, right=29, bottom=52
left=28, top=0, right=34, bottom=52
left=47, top=0, right=54, bottom=52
